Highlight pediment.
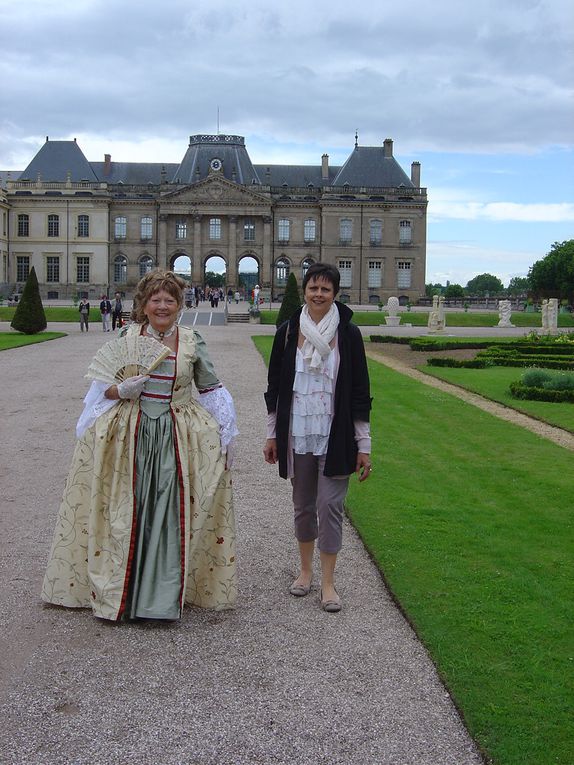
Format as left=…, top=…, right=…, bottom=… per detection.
left=161, top=175, right=270, bottom=206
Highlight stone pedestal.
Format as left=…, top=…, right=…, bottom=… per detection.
left=384, top=316, right=401, bottom=326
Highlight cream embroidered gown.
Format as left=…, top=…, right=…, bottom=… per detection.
left=41, top=325, right=237, bottom=621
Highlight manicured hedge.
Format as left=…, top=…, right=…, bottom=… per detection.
left=369, top=335, right=412, bottom=345
left=427, top=358, right=492, bottom=369
left=509, top=382, right=574, bottom=403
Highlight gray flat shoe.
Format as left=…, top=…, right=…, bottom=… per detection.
left=289, top=581, right=311, bottom=597
left=320, top=589, right=342, bottom=613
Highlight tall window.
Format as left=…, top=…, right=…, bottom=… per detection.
left=76, top=214, right=89, bottom=237
left=399, top=220, right=412, bottom=244
left=2, top=211, right=6, bottom=236
left=17, top=255, right=30, bottom=282
left=339, top=218, right=352, bottom=245
left=17, top=214, right=29, bottom=237
left=397, top=261, right=412, bottom=288
left=278, top=218, right=290, bottom=242
left=304, top=219, right=316, bottom=243
left=114, top=255, right=128, bottom=283
left=369, top=219, right=383, bottom=246
left=339, top=259, right=352, bottom=288
left=141, top=216, right=153, bottom=240
left=301, top=257, right=314, bottom=278
left=209, top=217, right=222, bottom=240
left=76, top=256, right=90, bottom=283
left=47, top=256, right=60, bottom=282
left=275, top=257, right=289, bottom=285
left=115, top=216, right=127, bottom=239
left=175, top=220, right=187, bottom=240
left=243, top=218, right=255, bottom=241
left=48, top=214, right=60, bottom=237
left=368, top=261, right=382, bottom=288
left=139, top=255, right=154, bottom=277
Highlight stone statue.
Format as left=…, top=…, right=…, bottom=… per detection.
left=384, top=296, right=401, bottom=326
left=547, top=298, right=559, bottom=333
left=497, top=299, right=514, bottom=328
left=541, top=299, right=549, bottom=331
left=427, top=295, right=446, bottom=333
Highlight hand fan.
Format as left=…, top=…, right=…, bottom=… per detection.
left=85, top=334, right=172, bottom=384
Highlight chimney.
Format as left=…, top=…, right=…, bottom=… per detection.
left=383, top=138, right=394, bottom=158
left=104, top=154, right=112, bottom=176
left=411, top=161, right=421, bottom=187
left=321, top=153, right=329, bottom=181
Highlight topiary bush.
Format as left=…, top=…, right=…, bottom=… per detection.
left=521, top=369, right=553, bottom=388
left=10, top=267, right=47, bottom=334
left=275, top=272, right=301, bottom=327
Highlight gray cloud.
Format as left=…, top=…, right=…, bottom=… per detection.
left=1, top=0, right=572, bottom=167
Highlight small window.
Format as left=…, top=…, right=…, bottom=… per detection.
left=141, top=216, right=153, bottom=240
left=48, top=214, right=60, bottom=237
left=209, top=218, right=222, bottom=240
left=301, top=257, right=315, bottom=278
left=304, top=219, right=316, bottom=243
left=175, top=220, right=187, bottom=240
left=47, top=256, right=60, bottom=283
left=115, top=216, right=127, bottom=239
left=77, top=214, right=89, bottom=238
left=397, top=261, right=411, bottom=288
left=47, top=291, right=59, bottom=299
left=139, top=255, right=154, bottom=277
left=17, top=213, right=29, bottom=237
left=339, top=218, right=352, bottom=245
left=17, top=255, right=30, bottom=282
left=243, top=218, right=255, bottom=241
left=368, top=261, right=382, bottom=288
left=76, top=256, right=90, bottom=283
left=369, top=219, right=382, bottom=246
left=278, top=219, right=290, bottom=242
left=114, top=255, right=128, bottom=283
left=275, top=257, right=289, bottom=284
left=339, top=259, right=352, bottom=288
left=399, top=220, right=412, bottom=244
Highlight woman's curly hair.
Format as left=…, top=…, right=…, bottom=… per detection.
left=131, top=270, right=186, bottom=324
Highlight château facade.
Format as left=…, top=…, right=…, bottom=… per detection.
left=0, top=133, right=427, bottom=303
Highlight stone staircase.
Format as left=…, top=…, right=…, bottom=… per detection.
left=226, top=312, right=250, bottom=324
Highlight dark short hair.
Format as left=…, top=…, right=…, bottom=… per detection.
left=302, top=263, right=340, bottom=295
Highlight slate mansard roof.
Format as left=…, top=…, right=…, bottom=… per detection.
left=6, top=134, right=418, bottom=189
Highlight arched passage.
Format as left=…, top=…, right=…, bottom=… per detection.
left=170, top=253, right=192, bottom=286
left=238, top=255, right=259, bottom=300
left=204, top=254, right=227, bottom=291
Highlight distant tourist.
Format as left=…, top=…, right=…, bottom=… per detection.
left=112, top=292, right=123, bottom=330
left=99, top=295, right=112, bottom=331
left=78, top=298, right=90, bottom=332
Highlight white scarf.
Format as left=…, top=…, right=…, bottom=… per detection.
left=299, top=303, right=340, bottom=370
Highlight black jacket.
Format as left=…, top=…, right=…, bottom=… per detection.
left=265, top=302, right=371, bottom=478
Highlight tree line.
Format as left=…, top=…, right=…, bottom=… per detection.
left=427, top=240, right=574, bottom=304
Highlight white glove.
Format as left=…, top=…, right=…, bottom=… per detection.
left=117, top=374, right=149, bottom=399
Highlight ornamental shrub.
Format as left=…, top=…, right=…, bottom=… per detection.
left=521, top=369, right=553, bottom=388
left=10, top=267, right=47, bottom=334
left=276, top=272, right=301, bottom=327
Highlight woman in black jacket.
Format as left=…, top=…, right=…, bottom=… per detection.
left=263, top=263, right=372, bottom=612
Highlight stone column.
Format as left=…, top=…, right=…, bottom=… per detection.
left=158, top=215, right=168, bottom=269
left=192, top=215, right=202, bottom=284
left=263, top=216, right=272, bottom=290
left=227, top=216, right=238, bottom=287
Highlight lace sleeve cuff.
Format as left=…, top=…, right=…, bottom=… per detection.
left=76, top=380, right=118, bottom=439
left=198, top=386, right=239, bottom=456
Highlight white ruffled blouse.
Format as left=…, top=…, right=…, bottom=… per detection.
left=291, top=346, right=337, bottom=456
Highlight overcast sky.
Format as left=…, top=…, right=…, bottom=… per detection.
left=1, top=0, right=572, bottom=286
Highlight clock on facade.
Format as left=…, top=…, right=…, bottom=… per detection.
left=210, top=158, right=222, bottom=172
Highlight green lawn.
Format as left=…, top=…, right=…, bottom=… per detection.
left=0, top=306, right=101, bottom=322
left=253, top=334, right=573, bottom=765
left=0, top=331, right=67, bottom=350
left=421, top=364, right=574, bottom=433
left=259, top=309, right=574, bottom=328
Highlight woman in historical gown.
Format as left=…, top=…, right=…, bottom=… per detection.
left=42, top=271, right=238, bottom=621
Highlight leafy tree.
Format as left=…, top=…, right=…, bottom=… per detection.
left=11, top=266, right=47, bottom=334
left=507, top=276, right=530, bottom=296
left=528, top=240, right=574, bottom=303
left=444, top=284, right=465, bottom=298
left=276, top=272, right=301, bottom=327
left=465, top=273, right=504, bottom=296
left=204, top=270, right=225, bottom=288
left=425, top=283, right=443, bottom=296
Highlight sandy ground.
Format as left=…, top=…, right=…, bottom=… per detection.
left=0, top=319, right=487, bottom=764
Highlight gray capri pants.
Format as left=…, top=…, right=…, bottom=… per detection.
left=291, top=452, right=350, bottom=554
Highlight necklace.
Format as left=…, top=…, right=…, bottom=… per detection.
left=146, top=323, right=177, bottom=341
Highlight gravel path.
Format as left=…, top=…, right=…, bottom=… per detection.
left=0, top=322, right=484, bottom=765
left=366, top=342, right=574, bottom=451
